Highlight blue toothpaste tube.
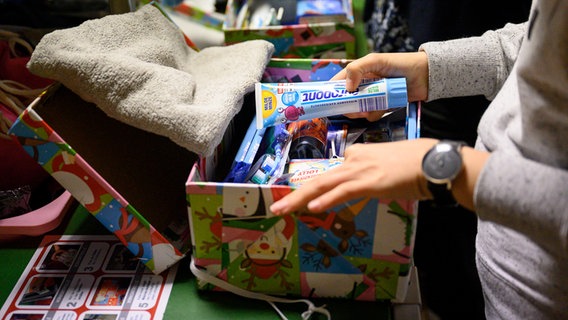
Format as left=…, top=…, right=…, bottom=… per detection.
left=255, top=78, right=408, bottom=129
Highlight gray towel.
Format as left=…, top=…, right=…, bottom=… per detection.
left=27, top=5, right=274, bottom=156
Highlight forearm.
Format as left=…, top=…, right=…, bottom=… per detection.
left=451, top=147, right=490, bottom=211
left=420, top=22, right=526, bottom=101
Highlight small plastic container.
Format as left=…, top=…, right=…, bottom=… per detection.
left=288, top=118, right=329, bottom=159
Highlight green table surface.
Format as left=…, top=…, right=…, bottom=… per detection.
left=0, top=202, right=393, bottom=319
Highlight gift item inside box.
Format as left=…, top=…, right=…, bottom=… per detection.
left=223, top=0, right=356, bottom=59
left=33, top=85, right=198, bottom=237
left=215, top=106, right=414, bottom=185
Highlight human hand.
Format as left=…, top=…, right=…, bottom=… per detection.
left=270, top=138, right=438, bottom=215
left=332, top=52, right=429, bottom=122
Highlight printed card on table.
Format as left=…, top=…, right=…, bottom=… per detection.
left=0, top=235, right=177, bottom=320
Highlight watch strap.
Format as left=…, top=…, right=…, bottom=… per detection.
left=427, top=181, right=458, bottom=207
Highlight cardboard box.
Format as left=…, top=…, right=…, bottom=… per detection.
left=223, top=0, right=357, bottom=59
left=8, top=84, right=198, bottom=274
left=264, top=58, right=352, bottom=83
left=172, top=1, right=225, bottom=31
left=186, top=101, right=420, bottom=301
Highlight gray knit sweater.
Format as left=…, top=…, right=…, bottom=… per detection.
left=420, top=0, right=568, bottom=318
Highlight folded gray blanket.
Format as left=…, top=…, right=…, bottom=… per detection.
left=27, top=5, right=274, bottom=156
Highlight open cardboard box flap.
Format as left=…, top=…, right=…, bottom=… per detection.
left=9, top=84, right=199, bottom=273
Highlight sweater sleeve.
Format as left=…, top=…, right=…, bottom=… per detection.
left=419, top=22, right=526, bottom=101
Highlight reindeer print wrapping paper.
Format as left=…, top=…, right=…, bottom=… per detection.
left=186, top=173, right=418, bottom=301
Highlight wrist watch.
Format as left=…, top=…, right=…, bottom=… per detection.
left=421, top=140, right=466, bottom=206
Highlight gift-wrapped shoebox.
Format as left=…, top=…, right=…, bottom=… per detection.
left=172, top=1, right=225, bottom=30
left=263, top=57, right=352, bottom=82
left=223, top=0, right=357, bottom=59
left=186, top=68, right=421, bottom=301
left=8, top=84, right=198, bottom=274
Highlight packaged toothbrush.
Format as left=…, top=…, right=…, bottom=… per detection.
left=244, top=124, right=292, bottom=184
left=223, top=120, right=266, bottom=183
left=255, top=78, right=408, bottom=129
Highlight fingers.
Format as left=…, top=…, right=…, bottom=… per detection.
left=269, top=174, right=335, bottom=215
left=330, top=68, right=346, bottom=81
left=331, top=60, right=367, bottom=91
left=305, top=179, right=373, bottom=213
left=339, top=52, right=430, bottom=102
left=332, top=53, right=400, bottom=93
left=343, top=64, right=364, bottom=92
left=270, top=161, right=370, bottom=215
left=330, top=69, right=359, bottom=92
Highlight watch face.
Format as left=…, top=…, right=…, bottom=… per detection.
left=422, top=143, right=463, bottom=182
